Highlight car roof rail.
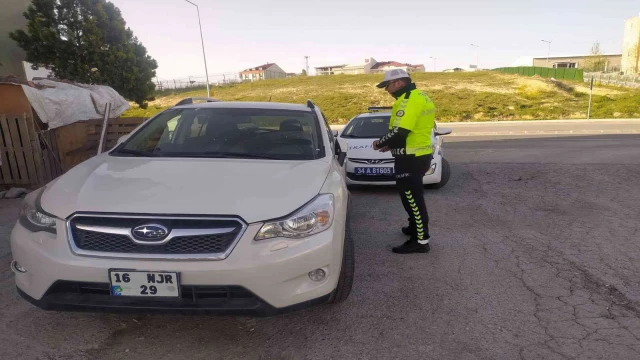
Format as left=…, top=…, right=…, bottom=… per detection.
left=368, top=106, right=392, bottom=112
left=306, top=99, right=316, bottom=109
left=174, top=97, right=221, bottom=106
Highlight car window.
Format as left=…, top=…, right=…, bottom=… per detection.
left=114, top=107, right=324, bottom=161
left=341, top=116, right=390, bottom=138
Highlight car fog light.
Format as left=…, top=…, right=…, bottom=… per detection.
left=308, top=269, right=326, bottom=282
left=11, top=261, right=27, bottom=273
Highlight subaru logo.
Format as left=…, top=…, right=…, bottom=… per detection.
left=132, top=224, right=169, bottom=241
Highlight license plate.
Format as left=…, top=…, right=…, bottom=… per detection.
left=354, top=167, right=393, bottom=175
left=109, top=270, right=180, bottom=298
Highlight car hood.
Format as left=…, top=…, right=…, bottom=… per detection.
left=41, top=154, right=330, bottom=224
left=343, top=138, right=393, bottom=160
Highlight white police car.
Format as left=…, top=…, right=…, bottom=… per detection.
left=335, top=107, right=452, bottom=188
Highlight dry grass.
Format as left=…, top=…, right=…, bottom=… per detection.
left=123, top=72, right=640, bottom=123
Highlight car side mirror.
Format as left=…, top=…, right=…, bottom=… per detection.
left=332, top=129, right=339, bottom=137
left=435, top=127, right=452, bottom=136
left=336, top=137, right=348, bottom=166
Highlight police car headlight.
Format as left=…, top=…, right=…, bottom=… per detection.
left=255, top=194, right=334, bottom=240
left=426, top=163, right=437, bottom=175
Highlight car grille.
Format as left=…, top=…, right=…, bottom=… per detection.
left=347, top=173, right=396, bottom=182
left=69, top=215, right=245, bottom=257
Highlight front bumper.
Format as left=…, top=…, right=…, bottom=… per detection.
left=345, top=154, right=442, bottom=186
left=10, top=216, right=346, bottom=315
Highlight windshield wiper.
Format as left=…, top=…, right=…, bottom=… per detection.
left=164, top=151, right=283, bottom=160
left=112, top=149, right=158, bottom=157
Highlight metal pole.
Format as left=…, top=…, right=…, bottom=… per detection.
left=542, top=40, right=552, bottom=67
left=185, top=0, right=210, bottom=98
left=587, top=76, right=593, bottom=120
left=430, top=57, right=437, bottom=72
left=470, top=44, right=479, bottom=71
left=97, top=103, right=111, bottom=155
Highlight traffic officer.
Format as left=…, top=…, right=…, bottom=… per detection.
left=372, top=69, right=436, bottom=254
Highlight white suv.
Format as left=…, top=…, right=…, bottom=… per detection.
left=10, top=98, right=354, bottom=316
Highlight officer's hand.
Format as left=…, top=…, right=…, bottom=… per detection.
left=372, top=140, right=380, bottom=150
left=379, top=146, right=390, bottom=153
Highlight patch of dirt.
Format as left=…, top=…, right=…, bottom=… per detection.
left=573, top=85, right=625, bottom=96
left=423, top=82, right=514, bottom=94
left=513, top=77, right=555, bottom=92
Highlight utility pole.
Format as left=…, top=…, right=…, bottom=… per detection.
left=542, top=40, right=552, bottom=67
left=470, top=44, right=479, bottom=71
left=304, top=56, right=310, bottom=75
left=184, top=0, right=210, bottom=97
left=430, top=56, right=437, bottom=72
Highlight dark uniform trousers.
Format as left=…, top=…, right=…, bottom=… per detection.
left=394, top=154, right=433, bottom=244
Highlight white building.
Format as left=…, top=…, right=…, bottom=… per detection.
left=622, top=14, right=640, bottom=74
left=239, top=63, right=286, bottom=82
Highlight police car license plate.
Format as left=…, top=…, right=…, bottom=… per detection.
left=109, top=270, right=180, bottom=297
left=355, top=167, right=393, bottom=175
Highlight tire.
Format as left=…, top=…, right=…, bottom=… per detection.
left=426, top=157, right=451, bottom=190
left=328, top=196, right=355, bottom=304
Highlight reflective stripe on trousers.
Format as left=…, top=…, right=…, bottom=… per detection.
left=404, top=190, right=427, bottom=244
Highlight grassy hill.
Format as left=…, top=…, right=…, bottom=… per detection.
left=123, top=72, right=640, bottom=123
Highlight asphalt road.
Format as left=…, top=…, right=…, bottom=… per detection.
left=1, top=133, right=640, bottom=360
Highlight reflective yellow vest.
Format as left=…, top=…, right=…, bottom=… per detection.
left=389, top=89, right=436, bottom=156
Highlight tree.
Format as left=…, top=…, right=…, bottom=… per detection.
left=583, top=42, right=608, bottom=73
left=301, top=69, right=307, bottom=76
left=9, top=0, right=158, bottom=106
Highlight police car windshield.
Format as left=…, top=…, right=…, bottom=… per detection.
left=341, top=116, right=390, bottom=138
left=112, top=107, right=324, bottom=160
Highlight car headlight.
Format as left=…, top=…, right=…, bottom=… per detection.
left=255, top=194, right=334, bottom=240
left=18, top=189, right=57, bottom=234
left=426, top=163, right=437, bottom=175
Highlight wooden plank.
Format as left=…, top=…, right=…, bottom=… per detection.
left=26, top=114, right=46, bottom=185
left=7, top=116, right=30, bottom=184
left=0, top=116, right=13, bottom=185
left=48, top=130, right=63, bottom=177
left=16, top=115, right=39, bottom=185
left=0, top=116, right=21, bottom=184
left=87, top=133, right=131, bottom=142
left=41, top=133, right=53, bottom=182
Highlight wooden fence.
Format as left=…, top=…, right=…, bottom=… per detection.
left=0, top=115, right=146, bottom=188
left=0, top=114, right=63, bottom=188
left=55, top=117, right=147, bottom=172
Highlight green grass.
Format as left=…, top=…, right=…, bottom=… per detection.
left=123, top=72, right=640, bottom=123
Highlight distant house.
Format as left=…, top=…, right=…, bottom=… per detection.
left=239, top=63, right=286, bottom=82
left=532, top=54, right=622, bottom=72
left=315, top=64, right=348, bottom=76
left=315, top=58, right=424, bottom=75
left=315, top=57, right=378, bottom=75
left=370, top=61, right=425, bottom=74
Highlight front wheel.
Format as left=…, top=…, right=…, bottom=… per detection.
left=328, top=198, right=354, bottom=304
left=426, top=157, right=451, bottom=189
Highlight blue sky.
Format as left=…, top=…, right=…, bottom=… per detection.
left=109, top=0, right=639, bottom=81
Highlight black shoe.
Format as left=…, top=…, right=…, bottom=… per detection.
left=392, top=240, right=430, bottom=254
left=401, top=226, right=413, bottom=235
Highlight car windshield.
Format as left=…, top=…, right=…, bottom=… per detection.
left=112, top=107, right=324, bottom=160
left=341, top=116, right=390, bottom=138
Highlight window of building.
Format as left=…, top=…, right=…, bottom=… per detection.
left=553, top=62, right=577, bottom=69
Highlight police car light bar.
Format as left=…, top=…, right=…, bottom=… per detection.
left=368, top=106, right=392, bottom=112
